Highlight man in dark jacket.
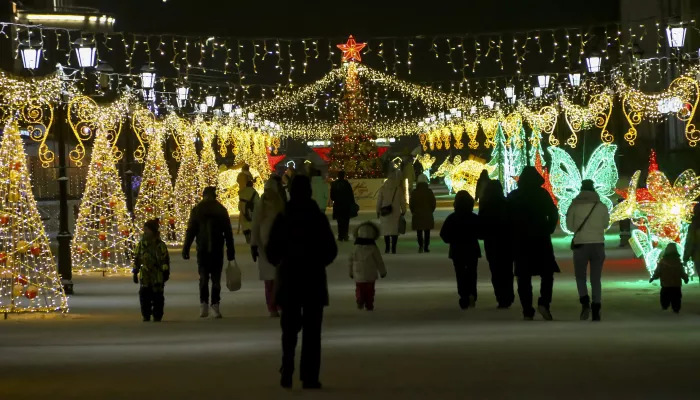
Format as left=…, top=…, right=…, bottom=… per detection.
left=267, top=175, right=338, bottom=390
left=330, top=171, right=358, bottom=241
left=507, top=166, right=560, bottom=321
left=183, top=186, right=236, bottom=319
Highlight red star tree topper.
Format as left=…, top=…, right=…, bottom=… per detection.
left=337, top=35, right=367, bottom=63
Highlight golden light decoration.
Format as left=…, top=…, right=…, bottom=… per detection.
left=561, top=92, right=613, bottom=148
left=416, top=153, right=436, bottom=177
left=520, top=104, right=559, bottom=147
left=0, top=121, right=67, bottom=314
left=433, top=155, right=494, bottom=197
left=173, top=127, right=201, bottom=240
left=610, top=170, right=643, bottom=224
left=130, top=108, right=156, bottom=163
left=617, top=69, right=700, bottom=146
left=337, top=35, right=367, bottom=63
left=197, top=117, right=219, bottom=194
left=134, top=126, right=178, bottom=246
left=480, top=117, right=500, bottom=148
left=463, top=120, right=477, bottom=149
left=441, top=127, right=451, bottom=150
left=501, top=112, right=522, bottom=147
left=71, top=129, right=134, bottom=276
left=217, top=168, right=265, bottom=216
left=2, top=97, right=55, bottom=168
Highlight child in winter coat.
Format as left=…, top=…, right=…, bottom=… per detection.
left=349, top=221, right=387, bottom=311
left=650, top=244, right=689, bottom=313
left=440, top=191, right=481, bottom=310
left=133, top=219, right=170, bottom=322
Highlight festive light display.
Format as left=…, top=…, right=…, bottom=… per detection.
left=328, top=60, right=382, bottom=179
left=548, top=144, right=618, bottom=234
left=487, top=124, right=526, bottom=195
left=433, top=155, right=493, bottom=197
left=0, top=122, right=67, bottom=314
left=198, top=120, right=219, bottom=194
left=561, top=92, right=614, bottom=147
left=72, top=129, right=134, bottom=275
left=172, top=127, right=200, bottom=240
left=134, top=127, right=178, bottom=246
left=337, top=35, right=367, bottom=63
left=615, top=149, right=658, bottom=202
left=217, top=168, right=265, bottom=216
left=416, top=153, right=436, bottom=182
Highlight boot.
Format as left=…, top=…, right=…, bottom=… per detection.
left=199, top=303, right=209, bottom=318
left=418, top=246, right=424, bottom=254
left=537, top=304, right=553, bottom=321
left=591, top=303, right=601, bottom=321
left=579, top=295, right=591, bottom=321
left=280, top=367, right=293, bottom=389
left=211, top=303, right=223, bottom=319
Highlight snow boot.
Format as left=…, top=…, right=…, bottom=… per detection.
left=211, top=303, right=223, bottom=319
left=280, top=367, right=293, bottom=389
left=538, top=304, right=553, bottom=321
left=591, top=303, right=601, bottom=321
left=199, top=303, right=209, bottom=318
left=580, top=295, right=591, bottom=321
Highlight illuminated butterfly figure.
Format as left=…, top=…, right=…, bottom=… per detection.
left=547, top=144, right=619, bottom=234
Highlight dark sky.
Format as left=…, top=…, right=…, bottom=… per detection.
left=82, top=0, right=621, bottom=38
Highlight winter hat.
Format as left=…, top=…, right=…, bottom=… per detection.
left=144, top=218, right=160, bottom=235
left=202, top=186, right=217, bottom=199
left=290, top=175, right=312, bottom=201
left=581, top=179, right=595, bottom=191
left=665, top=243, right=680, bottom=256
left=355, top=221, right=380, bottom=241
left=518, top=166, right=544, bottom=189
left=454, top=190, right=475, bottom=212
left=416, top=174, right=428, bottom=184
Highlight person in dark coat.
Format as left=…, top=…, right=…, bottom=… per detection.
left=507, top=166, right=559, bottom=320
left=182, top=186, right=236, bottom=319
left=409, top=174, right=436, bottom=253
left=479, top=180, right=514, bottom=308
left=440, top=191, right=481, bottom=309
left=474, top=169, right=491, bottom=203
left=267, top=175, right=338, bottom=390
left=330, top=170, right=358, bottom=242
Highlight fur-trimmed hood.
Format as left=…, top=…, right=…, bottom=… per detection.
left=354, top=221, right=380, bottom=241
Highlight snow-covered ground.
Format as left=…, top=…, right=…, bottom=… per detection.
left=1, top=232, right=699, bottom=399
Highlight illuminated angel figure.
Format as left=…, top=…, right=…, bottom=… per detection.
left=638, top=170, right=700, bottom=242
left=548, top=144, right=618, bottom=234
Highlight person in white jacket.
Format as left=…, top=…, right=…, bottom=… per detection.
left=251, top=179, right=286, bottom=317
left=349, top=221, right=387, bottom=311
left=566, top=179, right=610, bottom=321
left=376, top=172, right=406, bottom=254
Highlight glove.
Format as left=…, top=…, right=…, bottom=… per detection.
left=182, top=250, right=190, bottom=260
left=251, top=246, right=259, bottom=262
left=163, top=270, right=170, bottom=282
left=227, top=248, right=236, bottom=262
left=132, top=272, right=139, bottom=284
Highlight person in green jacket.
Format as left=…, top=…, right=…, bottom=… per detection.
left=133, top=219, right=170, bottom=322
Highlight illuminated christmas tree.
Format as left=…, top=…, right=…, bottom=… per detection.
left=0, top=121, right=67, bottom=314
left=329, top=37, right=382, bottom=179
left=173, top=129, right=200, bottom=240
left=72, top=130, right=134, bottom=275
left=487, top=125, right=507, bottom=188
left=199, top=127, right=218, bottom=194
left=134, top=129, right=178, bottom=245
left=487, top=125, right=523, bottom=195
left=528, top=127, right=545, bottom=168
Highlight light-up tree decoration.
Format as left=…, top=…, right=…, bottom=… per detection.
left=217, top=168, right=265, bottom=216
left=134, top=128, right=178, bottom=246
left=487, top=125, right=525, bottom=195
left=72, top=130, right=134, bottom=275
left=198, top=123, right=218, bottom=194
left=0, top=122, right=67, bottom=314
left=433, top=156, right=493, bottom=197
left=548, top=144, right=618, bottom=234
left=173, top=128, right=200, bottom=240
left=416, top=153, right=436, bottom=182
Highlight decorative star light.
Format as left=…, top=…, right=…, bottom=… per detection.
left=337, top=35, right=367, bottom=63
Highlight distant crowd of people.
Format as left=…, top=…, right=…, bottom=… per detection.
left=129, top=161, right=700, bottom=390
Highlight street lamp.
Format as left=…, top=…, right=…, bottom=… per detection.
left=176, top=85, right=189, bottom=107
left=585, top=52, right=602, bottom=73
left=223, top=103, right=233, bottom=114
left=666, top=24, right=686, bottom=48
left=504, top=85, right=515, bottom=100
left=533, top=87, right=543, bottom=97
left=198, top=103, right=208, bottom=113
left=205, top=95, right=217, bottom=108
left=537, top=75, right=550, bottom=89
left=96, top=62, right=113, bottom=90
left=73, top=38, right=96, bottom=68
left=568, top=73, right=581, bottom=87
left=140, top=66, right=156, bottom=90
left=142, top=89, right=155, bottom=103
left=19, top=39, right=42, bottom=70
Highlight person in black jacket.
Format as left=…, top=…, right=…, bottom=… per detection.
left=267, top=175, right=338, bottom=390
left=330, top=171, right=358, bottom=241
left=440, top=191, right=481, bottom=310
left=507, top=166, right=560, bottom=321
left=182, top=186, right=236, bottom=319
left=474, top=169, right=490, bottom=204
left=479, top=180, right=514, bottom=308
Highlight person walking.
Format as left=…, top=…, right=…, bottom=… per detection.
left=330, top=171, right=358, bottom=242
left=377, top=172, right=406, bottom=254
left=479, top=180, right=514, bottom=309
left=237, top=164, right=254, bottom=189
left=182, top=186, right=236, bottom=319
left=409, top=174, right=436, bottom=253
left=311, top=169, right=330, bottom=214
left=349, top=221, right=387, bottom=311
left=251, top=180, right=287, bottom=317
left=683, top=203, right=700, bottom=276
left=566, top=179, right=610, bottom=321
left=266, top=175, right=338, bottom=390
left=507, top=166, right=560, bottom=321
left=474, top=169, right=491, bottom=204
left=239, top=178, right=260, bottom=244
left=133, top=219, right=170, bottom=322
left=440, top=191, right=481, bottom=309
left=651, top=244, right=689, bottom=313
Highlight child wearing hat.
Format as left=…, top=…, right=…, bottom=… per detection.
left=133, top=218, right=171, bottom=322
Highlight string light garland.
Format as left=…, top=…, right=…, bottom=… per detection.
left=548, top=144, right=618, bottom=234
left=197, top=118, right=219, bottom=194
left=561, top=91, right=614, bottom=148
left=0, top=121, right=67, bottom=314
left=217, top=168, right=265, bottom=217
left=487, top=124, right=526, bottom=195
left=172, top=126, right=200, bottom=240
left=71, top=129, right=134, bottom=276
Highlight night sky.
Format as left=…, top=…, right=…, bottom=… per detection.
left=84, top=0, right=621, bottom=38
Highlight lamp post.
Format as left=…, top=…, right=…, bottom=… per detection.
left=73, top=38, right=96, bottom=68
left=140, top=66, right=156, bottom=90
left=19, top=38, right=42, bottom=70
left=537, top=75, right=550, bottom=89
left=205, top=95, right=217, bottom=109
left=176, top=85, right=190, bottom=108
left=568, top=73, right=581, bottom=87
left=585, top=52, right=602, bottom=73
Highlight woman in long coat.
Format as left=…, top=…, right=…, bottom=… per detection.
left=251, top=179, right=286, bottom=317
left=376, top=172, right=406, bottom=254
left=507, top=166, right=560, bottom=321
left=409, top=174, right=436, bottom=253
left=479, top=180, right=514, bottom=308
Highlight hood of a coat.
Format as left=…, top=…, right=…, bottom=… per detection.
left=454, top=191, right=475, bottom=213
left=354, top=221, right=380, bottom=240
left=573, top=190, right=601, bottom=204
left=519, top=166, right=545, bottom=189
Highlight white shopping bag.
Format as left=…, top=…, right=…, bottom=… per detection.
left=226, top=260, right=242, bottom=292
